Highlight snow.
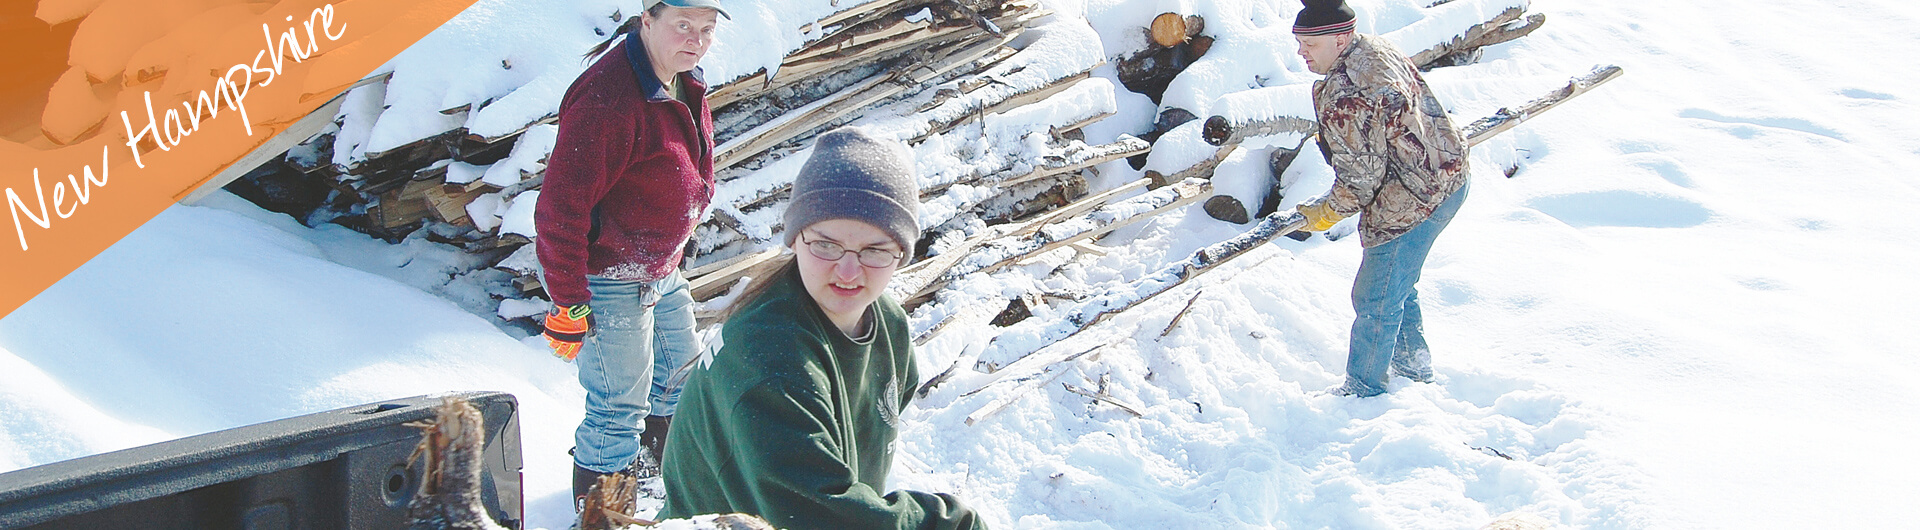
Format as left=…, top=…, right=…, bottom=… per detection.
left=7, top=0, right=1920, bottom=529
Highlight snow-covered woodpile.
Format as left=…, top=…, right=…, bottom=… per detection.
left=236, top=0, right=1575, bottom=360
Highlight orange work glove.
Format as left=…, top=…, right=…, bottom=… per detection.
left=1295, top=200, right=1344, bottom=232
left=542, top=303, right=593, bottom=361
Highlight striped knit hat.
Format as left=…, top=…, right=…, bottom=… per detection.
left=1293, top=0, right=1356, bottom=36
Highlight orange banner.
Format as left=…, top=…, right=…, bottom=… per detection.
left=0, top=0, right=480, bottom=319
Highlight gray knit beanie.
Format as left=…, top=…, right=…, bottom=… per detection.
left=783, top=127, right=920, bottom=266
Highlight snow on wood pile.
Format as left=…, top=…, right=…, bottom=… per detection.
left=238, top=0, right=1560, bottom=369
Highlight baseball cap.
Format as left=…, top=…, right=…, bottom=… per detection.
left=650, top=0, right=731, bottom=20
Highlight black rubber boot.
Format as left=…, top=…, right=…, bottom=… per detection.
left=572, top=464, right=608, bottom=511
left=637, top=414, right=672, bottom=471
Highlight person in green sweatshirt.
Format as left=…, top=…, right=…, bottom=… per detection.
left=658, top=127, right=986, bottom=530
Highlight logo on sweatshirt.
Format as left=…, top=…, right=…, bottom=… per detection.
left=878, top=376, right=901, bottom=428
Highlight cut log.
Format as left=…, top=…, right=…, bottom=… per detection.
left=1149, top=13, right=1188, bottom=47
left=965, top=65, right=1623, bottom=376
left=1200, top=114, right=1317, bottom=147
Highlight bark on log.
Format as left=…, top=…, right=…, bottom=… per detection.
left=1200, top=114, right=1317, bottom=147
left=1407, top=5, right=1542, bottom=69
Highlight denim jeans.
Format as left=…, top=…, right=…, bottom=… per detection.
left=574, top=270, right=700, bottom=473
left=1343, top=180, right=1469, bottom=397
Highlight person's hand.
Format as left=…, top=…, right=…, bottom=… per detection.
left=542, top=303, right=593, bottom=361
left=1295, top=200, right=1343, bottom=232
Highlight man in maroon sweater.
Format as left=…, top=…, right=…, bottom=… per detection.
left=532, top=0, right=727, bottom=509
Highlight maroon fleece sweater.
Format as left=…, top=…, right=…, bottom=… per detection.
left=535, top=33, right=716, bottom=306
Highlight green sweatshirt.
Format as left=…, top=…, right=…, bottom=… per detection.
left=659, top=265, right=985, bottom=530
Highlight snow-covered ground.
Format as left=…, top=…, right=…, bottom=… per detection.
left=6, top=0, right=1920, bottom=528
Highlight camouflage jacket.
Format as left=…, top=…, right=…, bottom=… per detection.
left=1307, top=33, right=1469, bottom=247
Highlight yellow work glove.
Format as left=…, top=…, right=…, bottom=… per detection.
left=542, top=303, right=593, bottom=361
left=1295, top=200, right=1344, bottom=232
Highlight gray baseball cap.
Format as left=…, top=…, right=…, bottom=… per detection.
left=649, top=0, right=731, bottom=20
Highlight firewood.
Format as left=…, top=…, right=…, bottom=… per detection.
left=996, top=134, right=1146, bottom=188
left=969, top=65, right=1624, bottom=376
left=1149, top=13, right=1188, bottom=47
left=1142, top=141, right=1234, bottom=188
left=403, top=397, right=511, bottom=530
left=423, top=182, right=492, bottom=227
left=1406, top=5, right=1544, bottom=68
left=369, top=177, right=440, bottom=231
left=715, top=33, right=1018, bottom=169
left=709, top=2, right=1046, bottom=110
left=1200, top=114, right=1317, bottom=147
left=893, top=177, right=1209, bottom=305
left=910, top=69, right=1096, bottom=143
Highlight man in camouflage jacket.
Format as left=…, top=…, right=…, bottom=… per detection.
left=1290, top=0, right=1471, bottom=397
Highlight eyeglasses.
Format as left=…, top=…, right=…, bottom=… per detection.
left=799, top=233, right=903, bottom=268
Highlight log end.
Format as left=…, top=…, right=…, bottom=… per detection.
left=1203, top=195, right=1251, bottom=224
left=1201, top=115, right=1234, bottom=146
left=1150, top=12, right=1187, bottom=47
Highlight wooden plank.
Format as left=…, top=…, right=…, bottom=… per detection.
left=685, top=246, right=781, bottom=281
left=687, top=247, right=789, bottom=302
left=424, top=181, right=492, bottom=227
left=370, top=177, right=439, bottom=230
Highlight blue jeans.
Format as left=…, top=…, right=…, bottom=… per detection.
left=1344, top=180, right=1469, bottom=397
left=574, top=271, right=700, bottom=473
